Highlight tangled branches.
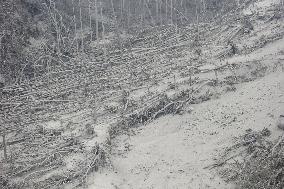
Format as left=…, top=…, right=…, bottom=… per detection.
left=217, top=128, right=284, bottom=189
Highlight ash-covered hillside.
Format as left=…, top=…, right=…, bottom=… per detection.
left=0, top=0, right=283, bottom=189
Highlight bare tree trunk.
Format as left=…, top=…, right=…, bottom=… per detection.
left=140, top=0, right=144, bottom=28
left=175, top=0, right=179, bottom=40
left=195, top=0, right=199, bottom=40
left=79, top=0, right=84, bottom=52
left=156, top=0, right=159, bottom=24
left=145, top=0, right=155, bottom=25
left=101, top=2, right=108, bottom=66
left=202, top=0, right=206, bottom=21
left=95, top=0, right=99, bottom=41
left=160, top=0, right=162, bottom=25
left=121, top=0, right=124, bottom=21
left=100, top=3, right=104, bottom=40
left=180, top=0, right=184, bottom=24
left=47, top=0, right=61, bottom=54
left=72, top=0, right=78, bottom=53
left=89, top=0, right=93, bottom=42
left=171, top=0, right=173, bottom=25
left=127, top=0, right=131, bottom=29
left=165, top=0, right=168, bottom=24
left=110, top=0, right=120, bottom=31
left=53, top=1, right=61, bottom=54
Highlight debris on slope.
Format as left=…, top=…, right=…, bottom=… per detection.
left=214, top=127, right=284, bottom=189
left=0, top=0, right=283, bottom=188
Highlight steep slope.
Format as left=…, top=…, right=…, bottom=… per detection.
left=86, top=38, right=284, bottom=188
left=84, top=0, right=284, bottom=184
left=1, top=0, right=283, bottom=188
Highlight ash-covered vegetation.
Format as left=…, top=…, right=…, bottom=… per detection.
left=0, top=0, right=283, bottom=188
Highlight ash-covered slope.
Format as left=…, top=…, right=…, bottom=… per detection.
left=0, top=0, right=283, bottom=188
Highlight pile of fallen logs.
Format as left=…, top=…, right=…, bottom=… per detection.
left=1, top=2, right=283, bottom=187
left=0, top=23, right=202, bottom=188
left=212, top=128, right=284, bottom=189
